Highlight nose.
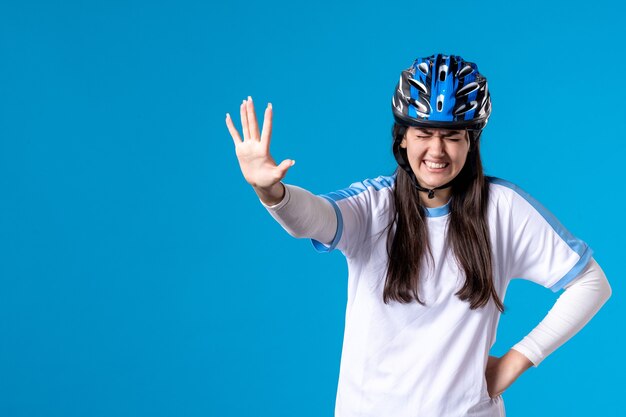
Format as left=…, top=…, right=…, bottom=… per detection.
left=429, top=136, right=445, bottom=157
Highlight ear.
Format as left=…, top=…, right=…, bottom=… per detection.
left=400, top=135, right=407, bottom=148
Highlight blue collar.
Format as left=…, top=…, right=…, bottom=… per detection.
left=424, top=199, right=451, bottom=217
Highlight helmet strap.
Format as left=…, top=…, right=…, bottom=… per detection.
left=405, top=168, right=456, bottom=199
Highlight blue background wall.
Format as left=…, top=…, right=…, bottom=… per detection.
left=1, top=0, right=623, bottom=416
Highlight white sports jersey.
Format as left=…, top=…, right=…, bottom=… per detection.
left=309, top=173, right=593, bottom=417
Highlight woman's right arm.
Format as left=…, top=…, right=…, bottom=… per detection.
left=259, top=182, right=337, bottom=243
left=225, top=97, right=337, bottom=245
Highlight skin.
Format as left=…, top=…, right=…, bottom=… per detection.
left=486, top=350, right=534, bottom=398
left=399, top=126, right=470, bottom=208
left=225, top=96, right=293, bottom=206
left=226, top=97, right=533, bottom=398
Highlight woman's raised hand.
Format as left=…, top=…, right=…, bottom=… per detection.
left=226, top=97, right=295, bottom=191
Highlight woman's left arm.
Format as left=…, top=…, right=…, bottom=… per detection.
left=486, top=257, right=612, bottom=397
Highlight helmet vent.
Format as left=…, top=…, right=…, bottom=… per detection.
left=457, top=65, right=473, bottom=78
left=454, top=101, right=478, bottom=115
left=439, top=64, right=448, bottom=82
left=418, top=62, right=429, bottom=75
left=408, top=77, right=428, bottom=94
left=456, top=82, right=479, bottom=97
left=437, top=95, right=444, bottom=112
left=410, top=98, right=429, bottom=113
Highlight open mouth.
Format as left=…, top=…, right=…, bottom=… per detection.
left=423, top=160, right=450, bottom=171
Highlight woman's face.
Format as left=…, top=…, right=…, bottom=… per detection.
left=400, top=127, right=470, bottom=189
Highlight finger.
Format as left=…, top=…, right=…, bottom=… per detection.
left=261, top=103, right=273, bottom=151
left=240, top=100, right=250, bottom=141
left=276, top=159, right=295, bottom=178
left=225, top=113, right=243, bottom=145
left=246, top=96, right=261, bottom=140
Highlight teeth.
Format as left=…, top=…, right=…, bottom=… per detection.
left=425, top=161, right=448, bottom=169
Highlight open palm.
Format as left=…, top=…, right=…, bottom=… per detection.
left=225, top=97, right=294, bottom=189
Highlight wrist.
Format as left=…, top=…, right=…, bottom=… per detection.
left=254, top=182, right=285, bottom=206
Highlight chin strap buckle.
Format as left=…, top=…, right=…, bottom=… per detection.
left=427, top=189, right=435, bottom=199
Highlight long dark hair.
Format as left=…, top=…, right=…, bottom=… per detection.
left=383, top=123, right=505, bottom=312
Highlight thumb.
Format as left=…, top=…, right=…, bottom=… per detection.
left=276, top=159, right=295, bottom=177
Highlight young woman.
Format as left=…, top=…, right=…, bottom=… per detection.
left=225, top=54, right=612, bottom=417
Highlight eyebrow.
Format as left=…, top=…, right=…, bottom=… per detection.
left=416, top=129, right=463, bottom=137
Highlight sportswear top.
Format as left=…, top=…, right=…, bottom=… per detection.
left=260, top=173, right=610, bottom=417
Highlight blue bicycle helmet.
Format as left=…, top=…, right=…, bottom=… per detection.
left=391, top=54, right=491, bottom=130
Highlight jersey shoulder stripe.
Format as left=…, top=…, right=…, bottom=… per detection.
left=311, top=174, right=396, bottom=253
left=321, top=174, right=396, bottom=202
left=487, top=176, right=593, bottom=291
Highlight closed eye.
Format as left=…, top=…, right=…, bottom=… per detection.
left=415, top=135, right=465, bottom=141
